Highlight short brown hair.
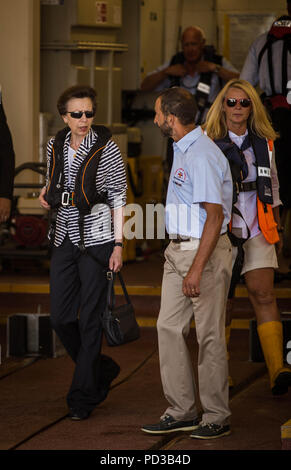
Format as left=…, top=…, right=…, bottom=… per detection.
left=158, top=87, right=197, bottom=126
left=57, top=85, right=97, bottom=115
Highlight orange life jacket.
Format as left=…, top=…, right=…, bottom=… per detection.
left=256, top=140, right=279, bottom=244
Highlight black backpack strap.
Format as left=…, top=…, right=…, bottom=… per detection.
left=267, top=41, right=276, bottom=96
left=45, top=127, right=69, bottom=208
left=258, top=27, right=291, bottom=96
left=227, top=238, right=245, bottom=299
left=258, top=40, right=270, bottom=67
left=74, top=126, right=111, bottom=213
left=282, top=39, right=289, bottom=95
left=168, top=52, right=185, bottom=87
left=227, top=206, right=250, bottom=299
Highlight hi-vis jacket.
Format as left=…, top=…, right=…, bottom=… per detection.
left=214, top=130, right=280, bottom=245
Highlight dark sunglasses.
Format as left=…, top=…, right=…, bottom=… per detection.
left=225, top=98, right=251, bottom=108
left=67, top=110, right=95, bottom=119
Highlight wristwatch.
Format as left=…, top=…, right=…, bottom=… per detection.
left=214, top=64, right=221, bottom=74
left=114, top=242, right=123, bottom=248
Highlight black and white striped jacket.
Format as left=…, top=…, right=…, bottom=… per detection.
left=46, top=127, right=127, bottom=247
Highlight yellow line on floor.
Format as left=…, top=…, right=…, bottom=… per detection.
left=0, top=283, right=159, bottom=295
left=0, top=283, right=291, bottom=299
left=136, top=317, right=250, bottom=329
left=0, top=283, right=50, bottom=294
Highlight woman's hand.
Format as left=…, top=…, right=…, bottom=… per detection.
left=109, top=246, right=123, bottom=272
left=39, top=186, right=51, bottom=210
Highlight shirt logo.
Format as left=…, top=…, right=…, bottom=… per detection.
left=173, top=168, right=186, bottom=186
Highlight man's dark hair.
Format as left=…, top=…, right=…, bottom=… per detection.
left=57, top=85, right=97, bottom=115
left=158, top=87, right=197, bottom=125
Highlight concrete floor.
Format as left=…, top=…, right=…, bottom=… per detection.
left=0, top=251, right=291, bottom=455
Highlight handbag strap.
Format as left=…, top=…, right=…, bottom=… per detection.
left=116, top=271, right=131, bottom=305
left=83, top=246, right=131, bottom=307
left=106, top=271, right=132, bottom=311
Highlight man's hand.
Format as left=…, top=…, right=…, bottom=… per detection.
left=165, top=63, right=187, bottom=77
left=39, top=186, right=51, bottom=210
left=183, top=270, right=202, bottom=297
left=195, top=60, right=217, bottom=74
left=0, top=197, right=11, bottom=222
left=109, top=246, right=123, bottom=272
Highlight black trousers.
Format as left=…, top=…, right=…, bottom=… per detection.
left=50, top=236, right=117, bottom=412
left=271, top=107, right=291, bottom=209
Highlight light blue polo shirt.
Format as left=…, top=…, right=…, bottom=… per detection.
left=165, top=126, right=233, bottom=238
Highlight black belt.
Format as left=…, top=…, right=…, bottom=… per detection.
left=171, top=235, right=191, bottom=244
left=171, top=232, right=227, bottom=244
left=237, top=181, right=257, bottom=192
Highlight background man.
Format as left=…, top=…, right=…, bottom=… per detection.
left=141, top=26, right=239, bottom=125
left=141, top=26, right=239, bottom=176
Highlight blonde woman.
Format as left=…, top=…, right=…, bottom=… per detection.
left=204, top=78, right=291, bottom=395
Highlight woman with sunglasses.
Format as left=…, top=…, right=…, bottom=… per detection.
left=204, top=78, right=291, bottom=396
left=39, top=85, right=127, bottom=420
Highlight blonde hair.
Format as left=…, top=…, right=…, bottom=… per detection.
left=203, top=79, right=278, bottom=141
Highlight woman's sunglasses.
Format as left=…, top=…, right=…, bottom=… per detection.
left=225, top=98, right=251, bottom=108
left=67, top=111, right=95, bottom=119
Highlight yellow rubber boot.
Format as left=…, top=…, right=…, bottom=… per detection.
left=257, top=321, right=291, bottom=395
left=225, top=324, right=234, bottom=388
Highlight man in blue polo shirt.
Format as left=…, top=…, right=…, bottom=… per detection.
left=141, top=87, right=233, bottom=439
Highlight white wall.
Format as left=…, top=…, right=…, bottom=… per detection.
left=163, top=0, right=287, bottom=64
left=0, top=0, right=40, bottom=186
left=0, top=0, right=289, bottom=164
left=164, top=0, right=217, bottom=62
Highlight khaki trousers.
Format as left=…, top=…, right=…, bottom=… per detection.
left=157, top=234, right=232, bottom=425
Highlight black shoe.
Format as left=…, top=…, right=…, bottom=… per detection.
left=68, top=408, right=91, bottom=421
left=190, top=422, right=231, bottom=439
left=272, top=368, right=291, bottom=396
left=141, top=414, right=200, bottom=434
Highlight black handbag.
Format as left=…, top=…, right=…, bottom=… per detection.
left=102, top=271, right=140, bottom=346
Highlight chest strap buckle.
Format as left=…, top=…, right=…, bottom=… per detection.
left=61, top=192, right=70, bottom=206
left=61, top=191, right=75, bottom=207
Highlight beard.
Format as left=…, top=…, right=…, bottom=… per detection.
left=160, top=120, right=173, bottom=138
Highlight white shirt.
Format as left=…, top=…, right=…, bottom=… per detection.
left=240, top=31, right=291, bottom=96
left=230, top=130, right=281, bottom=239
left=68, top=146, right=76, bottom=186
left=166, top=127, right=232, bottom=238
